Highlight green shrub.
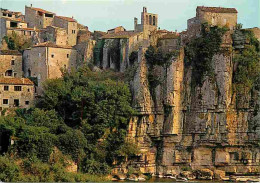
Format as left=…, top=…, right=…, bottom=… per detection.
left=0, top=156, right=20, bottom=182
left=185, top=23, right=228, bottom=86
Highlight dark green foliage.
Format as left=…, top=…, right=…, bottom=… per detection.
left=94, top=39, right=105, bottom=65
left=185, top=23, right=228, bottom=86
left=232, top=29, right=260, bottom=105
left=58, top=129, right=87, bottom=161
left=16, top=126, right=57, bottom=162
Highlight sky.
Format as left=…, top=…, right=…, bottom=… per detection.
left=1, top=0, right=259, bottom=32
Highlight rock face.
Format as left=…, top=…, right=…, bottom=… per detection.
left=117, top=29, right=260, bottom=176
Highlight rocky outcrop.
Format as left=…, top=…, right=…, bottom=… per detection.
left=118, top=28, right=260, bottom=177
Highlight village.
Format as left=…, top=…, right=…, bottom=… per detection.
left=0, top=5, right=259, bottom=112
left=0, top=4, right=260, bottom=181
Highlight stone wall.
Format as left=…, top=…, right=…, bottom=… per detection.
left=23, top=46, right=77, bottom=94
left=0, top=52, right=23, bottom=78
left=0, top=80, right=34, bottom=110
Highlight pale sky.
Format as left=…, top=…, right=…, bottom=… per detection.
left=1, top=0, right=259, bottom=32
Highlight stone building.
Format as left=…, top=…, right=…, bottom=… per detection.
left=100, top=31, right=144, bottom=72
left=107, top=26, right=126, bottom=34
left=187, top=6, right=237, bottom=39
left=0, top=17, right=28, bottom=44
left=53, top=16, right=78, bottom=46
left=0, top=50, right=23, bottom=78
left=0, top=8, right=23, bottom=20
left=0, top=78, right=34, bottom=110
left=40, top=25, right=68, bottom=46
left=25, top=6, right=55, bottom=29
left=157, top=33, right=180, bottom=53
left=23, top=42, right=77, bottom=94
left=134, top=7, right=158, bottom=38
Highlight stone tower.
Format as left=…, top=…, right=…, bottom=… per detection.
left=134, top=7, right=158, bottom=38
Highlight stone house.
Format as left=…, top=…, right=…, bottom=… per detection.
left=157, top=33, right=180, bottom=53
left=101, top=31, right=144, bottom=72
left=40, top=25, right=68, bottom=46
left=23, top=42, right=77, bottom=94
left=0, top=78, right=34, bottom=110
left=53, top=16, right=78, bottom=46
left=0, top=17, right=28, bottom=45
left=0, top=8, right=23, bottom=20
left=107, top=26, right=126, bottom=34
left=187, top=6, right=237, bottom=38
left=25, top=6, right=55, bottom=29
left=0, top=50, right=23, bottom=78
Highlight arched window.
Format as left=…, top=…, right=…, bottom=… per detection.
left=149, top=15, right=152, bottom=25
left=153, top=16, right=156, bottom=26
left=5, top=70, right=12, bottom=77
left=146, top=15, right=148, bottom=25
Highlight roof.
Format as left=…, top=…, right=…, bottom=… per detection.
left=33, top=42, right=73, bottom=49
left=1, top=17, right=26, bottom=23
left=160, top=33, right=179, bottom=39
left=7, top=27, right=39, bottom=31
left=55, top=16, right=76, bottom=22
left=197, top=6, right=238, bottom=13
left=29, top=7, right=55, bottom=14
left=102, top=31, right=141, bottom=39
left=107, top=26, right=125, bottom=31
left=0, top=50, right=21, bottom=55
left=1, top=8, right=22, bottom=15
left=0, top=78, right=34, bottom=85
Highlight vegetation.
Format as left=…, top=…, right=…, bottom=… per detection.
left=232, top=28, right=260, bottom=106
left=3, top=32, right=32, bottom=52
left=0, top=66, right=138, bottom=181
left=184, top=23, right=228, bottom=86
left=145, top=45, right=177, bottom=89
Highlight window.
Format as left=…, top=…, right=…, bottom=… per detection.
left=5, top=70, right=12, bottom=76
left=3, top=99, right=8, bottom=105
left=28, top=69, right=31, bottom=77
left=67, top=54, right=69, bottom=58
left=14, top=73, right=17, bottom=78
left=51, top=54, right=54, bottom=58
left=11, top=60, right=15, bottom=65
left=4, top=86, right=9, bottom=91
left=38, top=53, right=41, bottom=57
left=25, top=101, right=29, bottom=105
left=14, top=86, right=22, bottom=91
left=229, top=152, right=239, bottom=162
left=28, top=88, right=30, bottom=92
left=14, top=99, right=19, bottom=107
left=153, top=16, right=156, bottom=26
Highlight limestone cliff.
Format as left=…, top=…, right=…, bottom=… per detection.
left=121, top=28, right=260, bottom=176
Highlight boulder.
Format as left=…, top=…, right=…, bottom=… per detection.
left=128, top=174, right=138, bottom=181
left=196, top=169, right=214, bottom=180
left=137, top=174, right=146, bottom=181
left=179, top=171, right=196, bottom=180
left=214, top=169, right=226, bottom=180
left=113, top=173, right=126, bottom=180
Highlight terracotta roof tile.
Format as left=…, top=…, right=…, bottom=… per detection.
left=0, top=50, right=21, bottom=55
left=55, top=16, right=76, bottom=22
left=102, top=31, right=140, bottom=39
left=1, top=17, right=26, bottom=23
left=197, top=6, right=238, bottom=13
left=30, top=7, right=55, bottom=14
left=0, top=78, right=34, bottom=85
left=33, top=42, right=73, bottom=49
